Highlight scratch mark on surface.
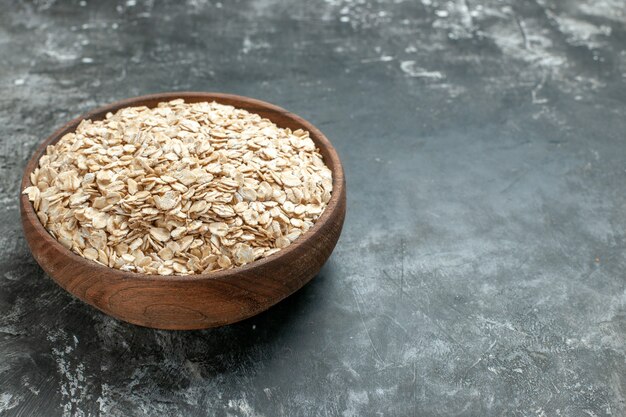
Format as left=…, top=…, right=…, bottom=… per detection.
left=383, top=271, right=465, bottom=350
left=361, top=55, right=394, bottom=63
left=463, top=340, right=497, bottom=378
left=353, top=288, right=386, bottom=365
left=513, top=13, right=530, bottom=50
left=400, top=237, right=405, bottom=301
left=500, top=166, right=531, bottom=194
left=381, top=313, right=409, bottom=336
left=481, top=318, right=530, bottom=337
left=610, top=371, right=626, bottom=415
left=532, top=76, right=549, bottom=104
left=400, top=61, right=445, bottom=79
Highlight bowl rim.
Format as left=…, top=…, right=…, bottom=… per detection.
left=20, top=91, right=345, bottom=283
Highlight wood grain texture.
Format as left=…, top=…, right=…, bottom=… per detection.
left=20, top=92, right=346, bottom=330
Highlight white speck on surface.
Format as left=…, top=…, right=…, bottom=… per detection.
left=400, top=61, right=444, bottom=79
left=485, top=20, right=565, bottom=69
left=44, top=49, right=79, bottom=62
left=126, top=0, right=137, bottom=7
left=0, top=393, right=18, bottom=412
left=342, top=390, right=369, bottom=417
left=111, top=22, right=119, bottom=29
left=13, top=78, right=25, bottom=86
left=79, top=0, right=86, bottom=6
left=227, top=396, right=262, bottom=417
left=322, top=0, right=391, bottom=28
left=241, top=36, right=270, bottom=54
left=430, top=0, right=475, bottom=40
left=578, top=0, right=625, bottom=23
left=48, top=330, right=91, bottom=417
left=96, top=384, right=113, bottom=415
left=430, top=82, right=466, bottom=98
left=548, top=12, right=612, bottom=49
left=361, top=55, right=394, bottom=63
left=81, top=57, right=94, bottom=63
left=24, top=379, right=40, bottom=396
left=532, top=79, right=549, bottom=104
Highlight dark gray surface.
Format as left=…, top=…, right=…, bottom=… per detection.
left=1, top=0, right=625, bottom=416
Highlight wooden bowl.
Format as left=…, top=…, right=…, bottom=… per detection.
left=20, top=92, right=346, bottom=330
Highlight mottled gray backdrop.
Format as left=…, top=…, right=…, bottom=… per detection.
left=1, top=0, right=625, bottom=416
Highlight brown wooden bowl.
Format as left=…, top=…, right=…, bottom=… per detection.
left=20, top=92, right=346, bottom=330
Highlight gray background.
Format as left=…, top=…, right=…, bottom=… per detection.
left=1, top=0, right=625, bottom=416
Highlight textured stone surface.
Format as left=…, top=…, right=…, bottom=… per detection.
left=1, top=0, right=625, bottom=416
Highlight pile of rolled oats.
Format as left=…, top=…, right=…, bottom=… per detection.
left=23, top=99, right=332, bottom=275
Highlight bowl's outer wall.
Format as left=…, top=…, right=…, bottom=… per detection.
left=20, top=92, right=346, bottom=330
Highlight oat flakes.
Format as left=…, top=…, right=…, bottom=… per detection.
left=23, top=99, right=332, bottom=275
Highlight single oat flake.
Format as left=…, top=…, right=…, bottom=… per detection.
left=23, top=99, right=333, bottom=275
